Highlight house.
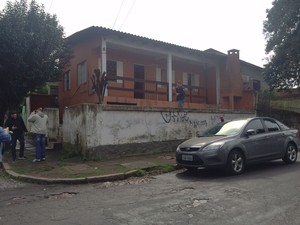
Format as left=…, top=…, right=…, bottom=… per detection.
left=58, top=26, right=269, bottom=157
left=59, top=26, right=267, bottom=116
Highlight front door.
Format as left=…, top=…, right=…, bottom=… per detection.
left=134, top=64, right=145, bottom=99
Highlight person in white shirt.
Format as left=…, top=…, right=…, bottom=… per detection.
left=27, top=107, right=48, bottom=162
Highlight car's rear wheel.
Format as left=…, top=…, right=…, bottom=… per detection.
left=283, top=143, right=298, bottom=164
left=226, top=150, right=245, bottom=175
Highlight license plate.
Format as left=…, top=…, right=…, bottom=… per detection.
left=182, top=155, right=193, bottom=161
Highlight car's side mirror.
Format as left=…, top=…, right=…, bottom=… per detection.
left=246, top=129, right=256, bottom=136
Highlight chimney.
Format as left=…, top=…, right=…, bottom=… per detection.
left=226, top=49, right=242, bottom=96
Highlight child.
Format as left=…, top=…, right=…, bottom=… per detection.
left=0, top=127, right=12, bottom=168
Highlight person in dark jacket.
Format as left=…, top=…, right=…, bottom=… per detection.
left=176, top=81, right=185, bottom=108
left=4, top=110, right=28, bottom=160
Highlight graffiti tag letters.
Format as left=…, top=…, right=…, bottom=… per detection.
left=160, top=111, right=207, bottom=129
left=160, top=111, right=189, bottom=123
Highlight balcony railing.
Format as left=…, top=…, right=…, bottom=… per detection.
left=107, top=76, right=206, bottom=104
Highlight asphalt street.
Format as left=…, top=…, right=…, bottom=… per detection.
left=0, top=159, right=300, bottom=225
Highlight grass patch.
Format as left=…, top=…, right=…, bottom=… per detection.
left=134, top=169, right=146, bottom=177
left=9, top=162, right=54, bottom=174
left=133, top=164, right=177, bottom=177
left=64, top=164, right=131, bottom=178
left=3, top=148, right=177, bottom=179
left=152, top=164, right=177, bottom=173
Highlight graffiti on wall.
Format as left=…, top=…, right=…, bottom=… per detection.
left=160, top=111, right=208, bottom=129
left=210, top=114, right=225, bottom=124
left=160, top=110, right=227, bottom=129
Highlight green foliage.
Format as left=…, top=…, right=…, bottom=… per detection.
left=153, top=164, right=176, bottom=173
left=134, top=169, right=146, bottom=177
left=256, top=90, right=274, bottom=116
left=263, top=0, right=300, bottom=90
left=0, top=0, right=71, bottom=122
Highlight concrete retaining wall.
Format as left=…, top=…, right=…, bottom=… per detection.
left=62, top=104, right=255, bottom=159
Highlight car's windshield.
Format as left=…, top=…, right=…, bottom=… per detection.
left=215, top=119, right=248, bottom=136
left=201, top=122, right=226, bottom=137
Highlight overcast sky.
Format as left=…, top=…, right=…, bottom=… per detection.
left=1, top=0, right=274, bottom=67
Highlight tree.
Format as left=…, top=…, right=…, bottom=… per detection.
left=0, top=0, right=70, bottom=125
left=263, top=0, right=300, bottom=90
left=91, top=69, right=108, bottom=104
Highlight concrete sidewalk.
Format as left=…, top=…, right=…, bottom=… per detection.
left=1, top=142, right=178, bottom=184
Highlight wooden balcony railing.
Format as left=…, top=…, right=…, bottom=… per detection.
left=107, top=76, right=207, bottom=104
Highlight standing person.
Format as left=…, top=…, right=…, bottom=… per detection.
left=27, top=107, right=48, bottom=162
left=0, top=127, right=11, bottom=169
left=176, top=81, right=185, bottom=108
left=4, top=110, right=28, bottom=160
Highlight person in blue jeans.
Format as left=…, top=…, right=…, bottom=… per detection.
left=0, top=127, right=11, bottom=168
left=27, top=108, right=48, bottom=163
left=176, top=81, right=185, bottom=108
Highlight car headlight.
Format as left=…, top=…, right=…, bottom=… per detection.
left=202, top=142, right=224, bottom=151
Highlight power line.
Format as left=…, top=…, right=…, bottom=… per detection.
left=112, top=0, right=125, bottom=29
left=47, top=0, right=54, bottom=13
left=119, top=0, right=136, bottom=31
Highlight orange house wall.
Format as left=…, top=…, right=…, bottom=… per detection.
left=60, top=46, right=221, bottom=107
left=226, top=51, right=243, bottom=96
left=220, top=62, right=230, bottom=96
left=59, top=37, right=255, bottom=112
left=106, top=50, right=210, bottom=103
left=107, top=50, right=163, bottom=100
left=235, top=92, right=254, bottom=111
left=206, top=67, right=217, bottom=104
left=59, top=39, right=101, bottom=109
left=171, top=61, right=208, bottom=104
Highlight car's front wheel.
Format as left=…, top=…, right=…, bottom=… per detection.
left=283, top=143, right=298, bottom=164
left=226, top=150, right=245, bottom=175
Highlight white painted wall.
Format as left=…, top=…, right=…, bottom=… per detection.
left=63, top=104, right=255, bottom=150
left=44, top=108, right=59, bottom=141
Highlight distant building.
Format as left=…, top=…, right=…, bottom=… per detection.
left=59, top=26, right=267, bottom=114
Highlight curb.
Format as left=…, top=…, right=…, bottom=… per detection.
left=2, top=162, right=139, bottom=185
left=2, top=162, right=180, bottom=185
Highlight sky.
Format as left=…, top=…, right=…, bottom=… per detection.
left=0, top=0, right=274, bottom=67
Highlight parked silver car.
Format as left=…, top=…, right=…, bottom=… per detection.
left=176, top=117, right=300, bottom=175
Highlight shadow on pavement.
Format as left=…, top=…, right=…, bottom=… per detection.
left=175, top=160, right=300, bottom=181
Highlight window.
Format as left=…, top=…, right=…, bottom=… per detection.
left=107, top=60, right=123, bottom=83
left=156, top=68, right=167, bottom=87
left=245, top=119, right=265, bottom=134
left=190, top=73, right=200, bottom=91
left=253, top=80, right=261, bottom=91
left=183, top=72, right=188, bottom=85
left=77, top=61, right=87, bottom=85
left=64, top=70, right=71, bottom=91
left=264, top=119, right=280, bottom=132
left=107, top=60, right=117, bottom=81
left=183, top=72, right=200, bottom=91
